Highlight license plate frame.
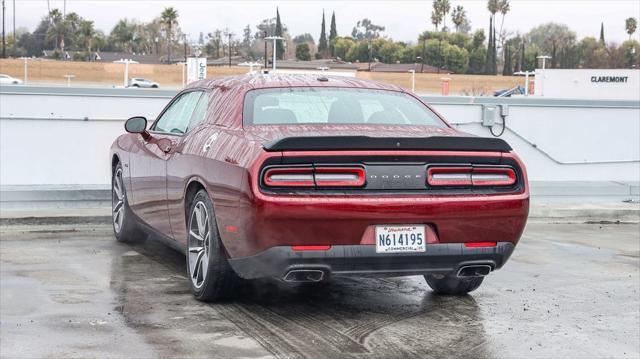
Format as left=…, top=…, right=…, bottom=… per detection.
left=375, top=225, right=426, bottom=253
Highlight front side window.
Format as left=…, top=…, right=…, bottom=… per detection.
left=243, top=87, right=445, bottom=127
left=153, top=91, right=203, bottom=134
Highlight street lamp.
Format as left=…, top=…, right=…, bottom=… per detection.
left=113, top=59, right=139, bottom=87
left=536, top=55, right=551, bottom=97
left=514, top=70, right=535, bottom=96
left=408, top=69, right=415, bottom=93
left=19, top=56, right=29, bottom=83
left=265, top=36, right=284, bottom=70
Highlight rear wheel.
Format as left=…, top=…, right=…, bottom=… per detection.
left=112, top=163, right=144, bottom=243
left=424, top=274, right=484, bottom=295
left=186, top=189, right=237, bottom=302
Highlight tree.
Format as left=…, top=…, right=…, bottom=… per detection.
left=295, top=43, right=311, bottom=60
left=78, top=20, right=96, bottom=53
left=110, top=19, right=136, bottom=52
left=431, top=0, right=451, bottom=31
left=451, top=6, right=467, bottom=33
left=599, top=22, right=605, bottom=45
left=160, top=7, right=178, bottom=62
left=46, top=9, right=69, bottom=51
left=351, top=19, right=385, bottom=41
left=502, top=43, right=512, bottom=75
left=329, top=11, right=338, bottom=56
left=497, top=0, right=510, bottom=43
left=527, top=22, right=577, bottom=68
left=332, top=36, right=355, bottom=60
left=275, top=8, right=285, bottom=60
left=318, top=11, right=328, bottom=57
left=625, top=18, right=637, bottom=40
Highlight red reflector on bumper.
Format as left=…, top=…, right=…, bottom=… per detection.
left=464, top=242, right=497, bottom=248
left=291, top=245, right=332, bottom=251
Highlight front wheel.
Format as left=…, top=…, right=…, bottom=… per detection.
left=424, top=274, right=484, bottom=295
left=186, top=189, right=237, bottom=302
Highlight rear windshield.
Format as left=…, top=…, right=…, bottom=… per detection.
left=243, top=87, right=446, bottom=127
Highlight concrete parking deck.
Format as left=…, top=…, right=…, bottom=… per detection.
left=1, top=222, right=638, bottom=358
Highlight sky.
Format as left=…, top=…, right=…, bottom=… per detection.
left=4, top=0, right=640, bottom=44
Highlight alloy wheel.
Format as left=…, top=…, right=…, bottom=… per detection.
left=188, top=201, right=211, bottom=289
left=112, top=168, right=125, bottom=234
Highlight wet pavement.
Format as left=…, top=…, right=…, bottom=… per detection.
left=1, top=222, right=638, bottom=359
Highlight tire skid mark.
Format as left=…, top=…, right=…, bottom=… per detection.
left=263, top=304, right=370, bottom=354
left=236, top=303, right=368, bottom=357
left=214, top=303, right=304, bottom=359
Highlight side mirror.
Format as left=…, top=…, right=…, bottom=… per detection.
left=124, top=116, right=150, bottom=140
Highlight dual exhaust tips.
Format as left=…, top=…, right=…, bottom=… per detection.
left=283, top=265, right=493, bottom=282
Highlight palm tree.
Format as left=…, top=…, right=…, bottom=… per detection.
left=110, top=19, right=136, bottom=53
left=626, top=17, right=638, bottom=40
left=437, top=0, right=451, bottom=32
left=498, top=0, right=510, bottom=41
left=451, top=5, right=467, bottom=33
left=46, top=9, right=68, bottom=51
left=161, top=7, right=179, bottom=62
left=431, top=10, right=443, bottom=31
left=78, top=20, right=96, bottom=53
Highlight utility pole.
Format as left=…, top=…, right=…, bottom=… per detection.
left=263, top=31, right=267, bottom=69
left=536, top=55, right=551, bottom=97
left=420, top=37, right=426, bottom=73
left=2, top=0, right=5, bottom=58
left=227, top=32, right=232, bottom=67
left=12, top=0, right=15, bottom=43
left=367, top=38, right=372, bottom=71
left=183, top=34, right=188, bottom=62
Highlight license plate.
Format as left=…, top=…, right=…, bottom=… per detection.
left=375, top=225, right=426, bottom=253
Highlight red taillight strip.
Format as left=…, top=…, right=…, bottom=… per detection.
left=291, top=245, right=332, bottom=251
left=315, top=167, right=366, bottom=187
left=263, top=166, right=365, bottom=188
left=427, top=166, right=516, bottom=187
left=427, top=167, right=473, bottom=186
left=464, top=242, right=497, bottom=248
left=263, top=167, right=314, bottom=187
left=471, top=168, right=516, bottom=186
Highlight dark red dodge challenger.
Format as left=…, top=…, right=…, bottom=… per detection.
left=110, top=74, right=529, bottom=301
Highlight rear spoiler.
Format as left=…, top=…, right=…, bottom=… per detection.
left=263, top=136, right=512, bottom=152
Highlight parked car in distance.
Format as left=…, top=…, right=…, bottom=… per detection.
left=128, top=78, right=159, bottom=88
left=110, top=74, right=529, bottom=302
left=0, top=74, right=23, bottom=85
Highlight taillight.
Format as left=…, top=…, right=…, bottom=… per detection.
left=263, top=166, right=365, bottom=188
left=471, top=167, right=516, bottom=186
left=427, top=166, right=516, bottom=187
left=314, top=167, right=366, bottom=187
left=263, top=167, right=314, bottom=187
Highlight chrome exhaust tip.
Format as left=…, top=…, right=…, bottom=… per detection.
left=457, top=265, right=492, bottom=277
left=283, top=269, right=325, bottom=282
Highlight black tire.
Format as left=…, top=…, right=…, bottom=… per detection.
left=132, top=84, right=140, bottom=88
left=424, top=274, right=484, bottom=295
left=151, top=84, right=158, bottom=88
left=112, top=162, right=144, bottom=243
left=186, top=189, right=237, bottom=302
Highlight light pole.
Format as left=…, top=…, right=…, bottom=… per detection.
left=514, top=70, right=535, bottom=96
left=265, top=36, right=284, bottom=70
left=113, top=59, right=139, bottom=87
left=19, top=56, right=28, bottom=83
left=536, top=55, right=551, bottom=97
left=408, top=69, right=415, bottom=93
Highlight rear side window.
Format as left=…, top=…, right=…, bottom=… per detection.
left=153, top=91, right=203, bottom=134
left=188, top=93, right=209, bottom=130
left=243, top=87, right=445, bottom=127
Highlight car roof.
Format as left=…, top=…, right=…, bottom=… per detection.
left=185, top=73, right=405, bottom=93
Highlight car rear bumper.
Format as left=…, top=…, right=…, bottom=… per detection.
left=227, top=242, right=515, bottom=280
